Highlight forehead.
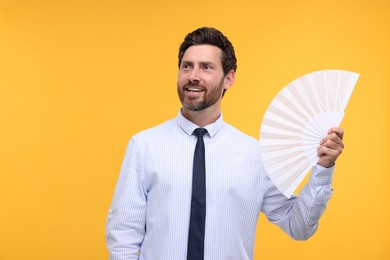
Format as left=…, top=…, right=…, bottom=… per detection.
left=182, top=44, right=223, bottom=65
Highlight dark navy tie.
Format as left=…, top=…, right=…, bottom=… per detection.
left=187, top=128, right=208, bottom=260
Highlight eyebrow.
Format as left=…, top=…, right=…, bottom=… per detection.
left=181, top=60, right=216, bottom=66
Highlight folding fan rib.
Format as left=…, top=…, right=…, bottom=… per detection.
left=336, top=72, right=350, bottom=111
left=263, top=110, right=305, bottom=130
left=265, top=152, right=305, bottom=176
left=301, top=121, right=324, bottom=140
left=269, top=157, right=309, bottom=188
left=289, top=81, right=318, bottom=118
left=266, top=102, right=308, bottom=126
left=334, top=71, right=345, bottom=112
left=300, top=135, right=322, bottom=145
left=312, top=72, right=328, bottom=112
left=299, top=74, right=323, bottom=114
left=281, top=87, right=314, bottom=120
left=261, top=144, right=303, bottom=159
left=325, top=70, right=339, bottom=111
left=309, top=112, right=329, bottom=136
left=262, top=117, right=302, bottom=133
left=260, top=143, right=301, bottom=153
left=271, top=98, right=309, bottom=124
left=340, top=72, right=359, bottom=112
left=302, top=151, right=319, bottom=166
left=261, top=124, right=300, bottom=137
left=262, top=151, right=304, bottom=174
left=284, top=163, right=312, bottom=197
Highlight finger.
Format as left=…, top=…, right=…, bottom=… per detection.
left=317, top=146, right=338, bottom=168
left=317, top=146, right=343, bottom=167
left=318, top=140, right=343, bottom=149
left=320, top=133, right=344, bottom=148
left=319, top=139, right=344, bottom=151
left=327, top=127, right=344, bottom=140
left=329, top=134, right=344, bottom=148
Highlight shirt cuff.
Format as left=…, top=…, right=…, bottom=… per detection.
left=310, top=164, right=335, bottom=186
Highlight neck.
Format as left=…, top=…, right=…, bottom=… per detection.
left=181, top=105, right=221, bottom=127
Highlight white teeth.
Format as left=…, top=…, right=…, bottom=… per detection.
left=187, top=88, right=203, bottom=92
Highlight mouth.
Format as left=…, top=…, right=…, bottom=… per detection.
left=185, top=87, right=205, bottom=92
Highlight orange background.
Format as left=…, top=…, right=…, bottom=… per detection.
left=1, top=0, right=389, bottom=259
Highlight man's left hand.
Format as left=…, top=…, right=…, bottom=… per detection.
left=317, top=127, right=344, bottom=168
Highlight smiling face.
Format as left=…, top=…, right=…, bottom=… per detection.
left=177, top=44, right=233, bottom=114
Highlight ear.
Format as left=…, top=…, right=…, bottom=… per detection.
left=223, top=70, right=235, bottom=91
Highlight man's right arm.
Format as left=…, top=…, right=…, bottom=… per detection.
left=106, top=139, right=147, bottom=260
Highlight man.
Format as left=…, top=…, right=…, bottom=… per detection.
left=106, top=27, right=344, bottom=260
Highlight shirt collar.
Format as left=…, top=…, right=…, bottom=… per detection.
left=176, top=109, right=224, bottom=138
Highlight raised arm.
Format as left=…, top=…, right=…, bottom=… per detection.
left=261, top=128, right=344, bottom=240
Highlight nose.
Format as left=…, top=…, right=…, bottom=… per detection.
left=188, top=67, right=200, bottom=83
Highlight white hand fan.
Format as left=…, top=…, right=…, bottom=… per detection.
left=259, top=70, right=359, bottom=198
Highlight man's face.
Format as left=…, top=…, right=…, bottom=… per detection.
left=177, top=44, right=227, bottom=112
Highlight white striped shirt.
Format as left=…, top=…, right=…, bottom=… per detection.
left=106, top=111, right=334, bottom=260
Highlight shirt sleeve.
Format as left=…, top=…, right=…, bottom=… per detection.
left=106, top=138, right=147, bottom=260
left=261, top=164, right=334, bottom=240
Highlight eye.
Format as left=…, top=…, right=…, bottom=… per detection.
left=202, top=63, right=214, bottom=71
left=181, top=63, right=191, bottom=71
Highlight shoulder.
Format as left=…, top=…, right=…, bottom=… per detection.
left=221, top=122, right=261, bottom=152
left=131, top=118, right=179, bottom=143
left=223, top=123, right=259, bottom=143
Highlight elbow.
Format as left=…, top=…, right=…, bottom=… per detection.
left=291, top=234, right=311, bottom=241
left=290, top=223, right=318, bottom=241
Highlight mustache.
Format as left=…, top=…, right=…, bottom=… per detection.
left=183, top=81, right=205, bottom=88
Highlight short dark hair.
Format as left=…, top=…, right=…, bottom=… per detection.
left=178, top=27, right=237, bottom=75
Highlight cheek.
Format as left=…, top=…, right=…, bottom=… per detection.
left=177, top=73, right=187, bottom=85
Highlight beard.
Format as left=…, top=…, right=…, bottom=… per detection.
left=177, top=79, right=225, bottom=112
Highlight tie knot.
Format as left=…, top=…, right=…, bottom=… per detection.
left=193, top=128, right=208, bottom=138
